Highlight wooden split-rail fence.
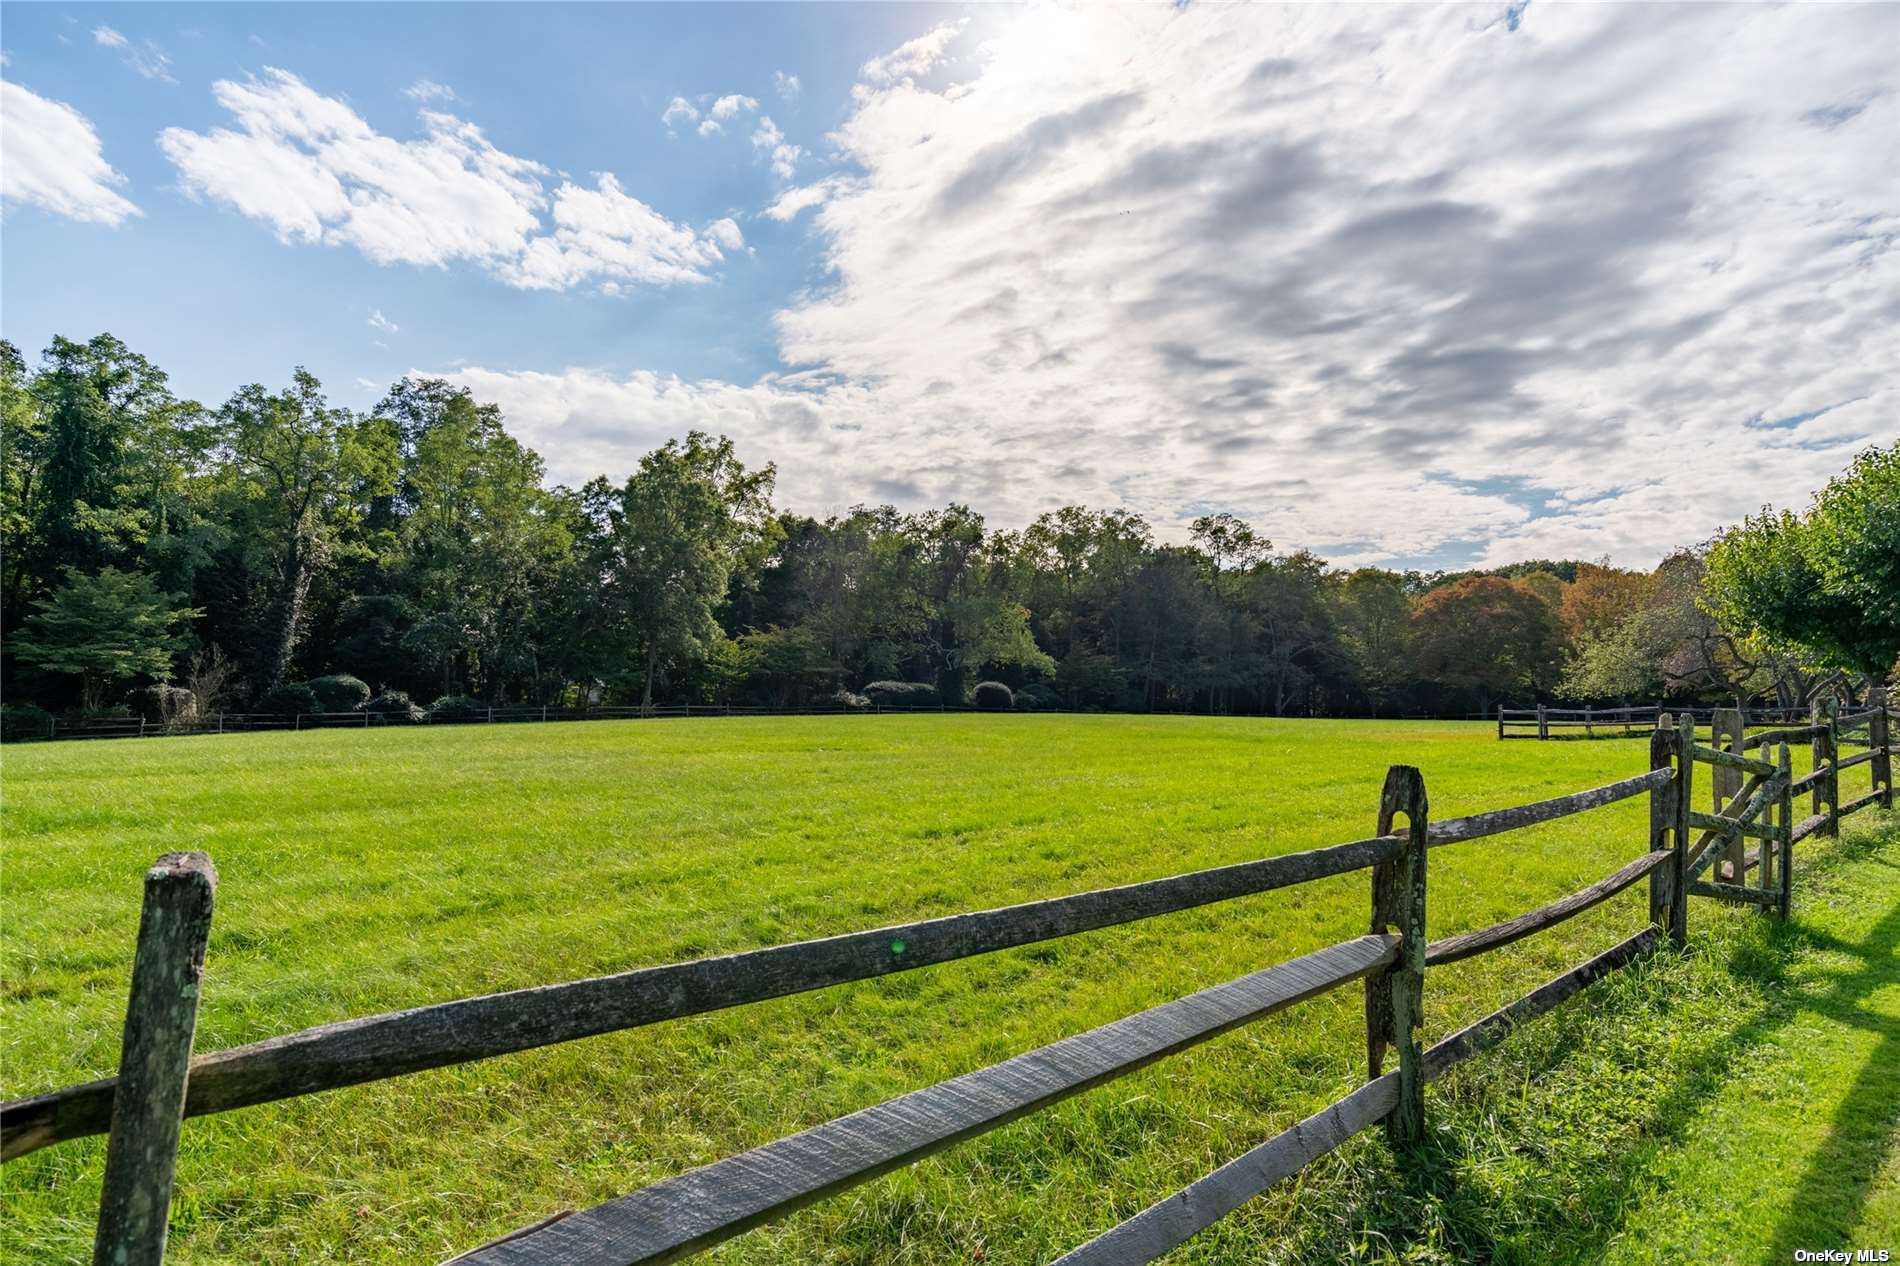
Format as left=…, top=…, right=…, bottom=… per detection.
left=5, top=692, right=1894, bottom=1266
left=1497, top=701, right=1813, bottom=740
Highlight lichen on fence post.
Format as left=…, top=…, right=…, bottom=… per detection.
left=1366, top=765, right=1427, bottom=1147
left=93, top=852, right=217, bottom=1266
left=1776, top=742, right=1794, bottom=919
left=1711, top=706, right=1744, bottom=883
left=1871, top=686, right=1892, bottom=810
left=1813, top=697, right=1839, bottom=837
left=1649, top=714, right=1690, bottom=947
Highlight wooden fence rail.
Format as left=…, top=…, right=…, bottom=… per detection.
left=7, top=691, right=1891, bottom=1266
left=1498, top=701, right=1824, bottom=741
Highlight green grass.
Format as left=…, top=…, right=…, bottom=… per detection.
left=1, top=716, right=1894, bottom=1263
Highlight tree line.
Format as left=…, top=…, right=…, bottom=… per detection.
left=2, top=333, right=1893, bottom=732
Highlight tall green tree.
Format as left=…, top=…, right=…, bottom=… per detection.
left=379, top=379, right=575, bottom=699
left=214, top=370, right=397, bottom=691
left=585, top=432, right=777, bottom=710
left=1242, top=551, right=1338, bottom=715
left=1705, top=442, right=1900, bottom=679
left=1331, top=568, right=1412, bottom=713
left=0, top=340, right=45, bottom=632
left=1014, top=506, right=1152, bottom=660
left=11, top=566, right=197, bottom=710
left=3, top=335, right=207, bottom=632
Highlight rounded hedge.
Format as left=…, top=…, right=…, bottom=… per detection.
left=972, top=681, right=1014, bottom=711
left=309, top=673, right=371, bottom=713
left=862, top=681, right=938, bottom=708
left=1014, top=682, right=1060, bottom=711
left=828, top=688, right=870, bottom=711
left=429, top=694, right=487, bottom=722
left=1, top=703, right=54, bottom=742
left=365, top=690, right=425, bottom=723
left=256, top=682, right=319, bottom=717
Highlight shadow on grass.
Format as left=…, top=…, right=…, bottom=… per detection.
left=1309, top=820, right=1899, bottom=1266
left=1761, top=836, right=1900, bottom=1260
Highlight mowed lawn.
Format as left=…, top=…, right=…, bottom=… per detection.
left=1, top=715, right=1894, bottom=1263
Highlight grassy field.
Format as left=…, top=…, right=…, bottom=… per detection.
left=1, top=715, right=1894, bottom=1264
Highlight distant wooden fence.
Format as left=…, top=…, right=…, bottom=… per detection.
left=13, top=702, right=1549, bottom=746
left=1497, top=701, right=1812, bottom=740
left=5, top=694, right=1893, bottom=1265
left=21, top=701, right=1476, bottom=744
left=8, top=702, right=995, bottom=744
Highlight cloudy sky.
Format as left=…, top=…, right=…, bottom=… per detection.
left=3, top=3, right=1894, bottom=570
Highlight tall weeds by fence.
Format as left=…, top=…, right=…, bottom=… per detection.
left=5, top=691, right=1892, bottom=1265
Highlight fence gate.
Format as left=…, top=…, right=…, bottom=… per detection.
left=1678, top=714, right=1796, bottom=917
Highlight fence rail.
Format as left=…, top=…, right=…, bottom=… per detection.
left=1497, top=701, right=1818, bottom=741
left=8, top=691, right=1892, bottom=1266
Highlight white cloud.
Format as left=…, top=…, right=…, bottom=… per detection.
left=709, top=93, right=758, bottom=120
left=661, top=96, right=698, bottom=131
left=159, top=69, right=737, bottom=294
left=677, top=92, right=760, bottom=139
left=860, top=21, right=963, bottom=84
left=368, top=308, right=399, bottom=333
left=705, top=216, right=744, bottom=252
left=774, top=71, right=800, bottom=103
left=92, top=23, right=174, bottom=83
left=434, top=365, right=876, bottom=499
left=0, top=79, right=140, bottom=224
left=452, top=6, right=1897, bottom=567
left=763, top=175, right=853, bottom=222
left=404, top=79, right=458, bottom=104
left=750, top=115, right=802, bottom=180
left=501, top=173, right=739, bottom=292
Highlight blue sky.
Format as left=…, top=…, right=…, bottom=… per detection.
left=3, top=3, right=1895, bottom=571
left=2, top=3, right=955, bottom=406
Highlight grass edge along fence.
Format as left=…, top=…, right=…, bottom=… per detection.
left=5, top=699, right=1893, bottom=1266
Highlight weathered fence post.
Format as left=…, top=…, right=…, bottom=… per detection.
left=1871, top=686, right=1892, bottom=810
left=1812, top=697, right=1839, bottom=837
left=1367, top=765, right=1427, bottom=1147
left=1776, top=742, right=1794, bottom=918
left=1649, top=714, right=1691, bottom=947
left=93, top=853, right=217, bottom=1266
left=1711, top=707, right=1744, bottom=883
left=1496, top=706, right=1504, bottom=741
left=1537, top=704, right=1548, bottom=740
left=1758, top=742, right=1778, bottom=910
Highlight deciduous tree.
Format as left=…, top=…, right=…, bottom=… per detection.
left=11, top=566, right=197, bottom=710
left=1705, top=443, right=1900, bottom=679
